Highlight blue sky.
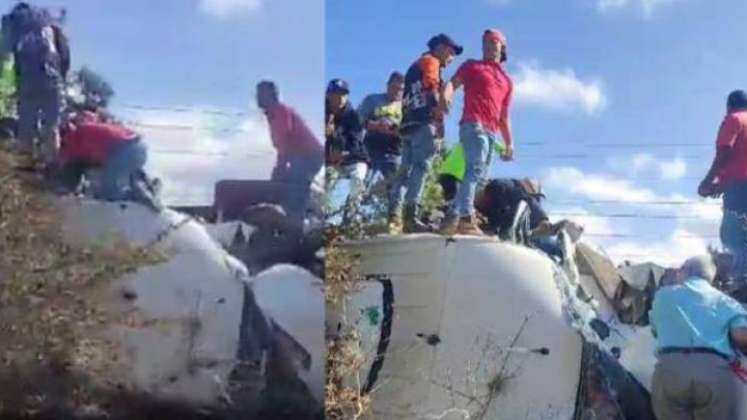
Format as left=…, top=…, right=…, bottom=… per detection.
left=327, top=0, right=746, bottom=265
left=2, top=0, right=324, bottom=205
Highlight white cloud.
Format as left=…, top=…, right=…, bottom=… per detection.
left=604, top=229, right=710, bottom=266
left=659, top=159, right=687, bottom=180
left=542, top=166, right=722, bottom=266
left=513, top=62, right=606, bottom=115
left=199, top=0, right=262, bottom=18
left=543, top=167, right=657, bottom=202
left=548, top=206, right=618, bottom=236
left=596, top=0, right=676, bottom=18
left=629, top=153, right=687, bottom=181
left=122, top=107, right=278, bottom=206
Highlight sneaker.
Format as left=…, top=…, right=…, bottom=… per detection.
left=456, top=216, right=484, bottom=236
left=402, top=204, right=430, bottom=234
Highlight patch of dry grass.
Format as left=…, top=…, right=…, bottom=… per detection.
left=324, top=229, right=373, bottom=419
left=0, top=147, right=164, bottom=416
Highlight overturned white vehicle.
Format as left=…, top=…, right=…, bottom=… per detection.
left=2, top=197, right=325, bottom=419
left=329, top=224, right=660, bottom=419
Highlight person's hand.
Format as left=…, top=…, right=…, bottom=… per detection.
left=698, top=179, right=717, bottom=198
left=271, top=161, right=289, bottom=182
left=432, top=106, right=445, bottom=123
left=366, top=120, right=382, bottom=132
left=326, top=114, right=336, bottom=138
left=325, top=122, right=335, bottom=138
left=435, top=122, right=445, bottom=139
left=437, top=100, right=450, bottom=117
left=328, top=150, right=343, bottom=165
left=500, top=144, right=514, bottom=161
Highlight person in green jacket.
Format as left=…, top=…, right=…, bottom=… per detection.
left=0, top=36, right=17, bottom=119
left=438, top=140, right=505, bottom=207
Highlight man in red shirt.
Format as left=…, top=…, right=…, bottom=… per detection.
left=257, top=80, right=324, bottom=222
left=699, top=90, right=747, bottom=288
left=60, top=110, right=147, bottom=201
left=439, top=29, right=514, bottom=236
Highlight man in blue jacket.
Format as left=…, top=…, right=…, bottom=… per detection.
left=325, top=79, right=368, bottom=225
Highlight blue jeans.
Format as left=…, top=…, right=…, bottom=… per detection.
left=16, top=84, right=62, bottom=164
left=394, top=124, right=437, bottom=209
left=533, top=236, right=563, bottom=260
left=366, top=155, right=403, bottom=214
left=284, top=154, right=323, bottom=221
left=453, top=123, right=497, bottom=217
left=96, top=140, right=147, bottom=201
left=366, top=155, right=399, bottom=186
left=721, top=209, right=747, bottom=283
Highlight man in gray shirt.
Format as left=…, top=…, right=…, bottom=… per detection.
left=358, top=71, right=405, bottom=232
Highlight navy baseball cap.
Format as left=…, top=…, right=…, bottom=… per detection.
left=327, top=79, right=350, bottom=94
left=427, top=33, right=463, bottom=55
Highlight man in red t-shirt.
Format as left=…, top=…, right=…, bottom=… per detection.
left=59, top=111, right=147, bottom=201
left=439, top=29, right=514, bottom=236
left=257, top=80, right=324, bottom=222
left=699, top=90, right=747, bottom=287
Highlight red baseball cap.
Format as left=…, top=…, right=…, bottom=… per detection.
left=483, top=29, right=507, bottom=46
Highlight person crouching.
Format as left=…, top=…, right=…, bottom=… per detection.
left=649, top=256, right=747, bottom=419
left=59, top=111, right=146, bottom=201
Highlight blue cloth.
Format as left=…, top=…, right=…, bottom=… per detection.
left=366, top=155, right=399, bottom=184
left=365, top=156, right=403, bottom=214
left=16, top=83, right=61, bottom=162
left=95, top=140, right=147, bottom=201
left=721, top=209, right=747, bottom=285
left=723, top=181, right=747, bottom=214
left=453, top=122, right=497, bottom=217
left=532, top=236, right=563, bottom=260
left=649, top=277, right=747, bottom=360
left=283, top=153, right=323, bottom=221
left=394, top=123, right=437, bottom=208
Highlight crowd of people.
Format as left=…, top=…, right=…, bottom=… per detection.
left=322, top=25, right=747, bottom=419
left=641, top=89, right=747, bottom=419
left=0, top=2, right=326, bottom=221
left=324, top=28, right=577, bottom=261
left=0, top=2, right=161, bottom=209
left=9, top=2, right=747, bottom=416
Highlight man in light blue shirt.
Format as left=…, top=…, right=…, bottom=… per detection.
left=649, top=256, right=747, bottom=420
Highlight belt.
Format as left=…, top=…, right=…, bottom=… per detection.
left=659, top=346, right=731, bottom=361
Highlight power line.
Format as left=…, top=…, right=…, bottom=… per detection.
left=548, top=199, right=720, bottom=206
left=118, top=103, right=249, bottom=118
left=516, top=154, right=708, bottom=160
left=521, top=141, right=711, bottom=149
left=126, top=121, right=250, bottom=135
left=149, top=149, right=274, bottom=157
left=584, top=233, right=718, bottom=239
left=551, top=212, right=713, bottom=220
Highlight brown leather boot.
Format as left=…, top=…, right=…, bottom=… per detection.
left=456, top=215, right=484, bottom=236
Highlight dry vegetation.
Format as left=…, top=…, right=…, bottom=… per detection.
left=0, top=147, right=165, bottom=417
left=324, top=230, right=373, bottom=420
